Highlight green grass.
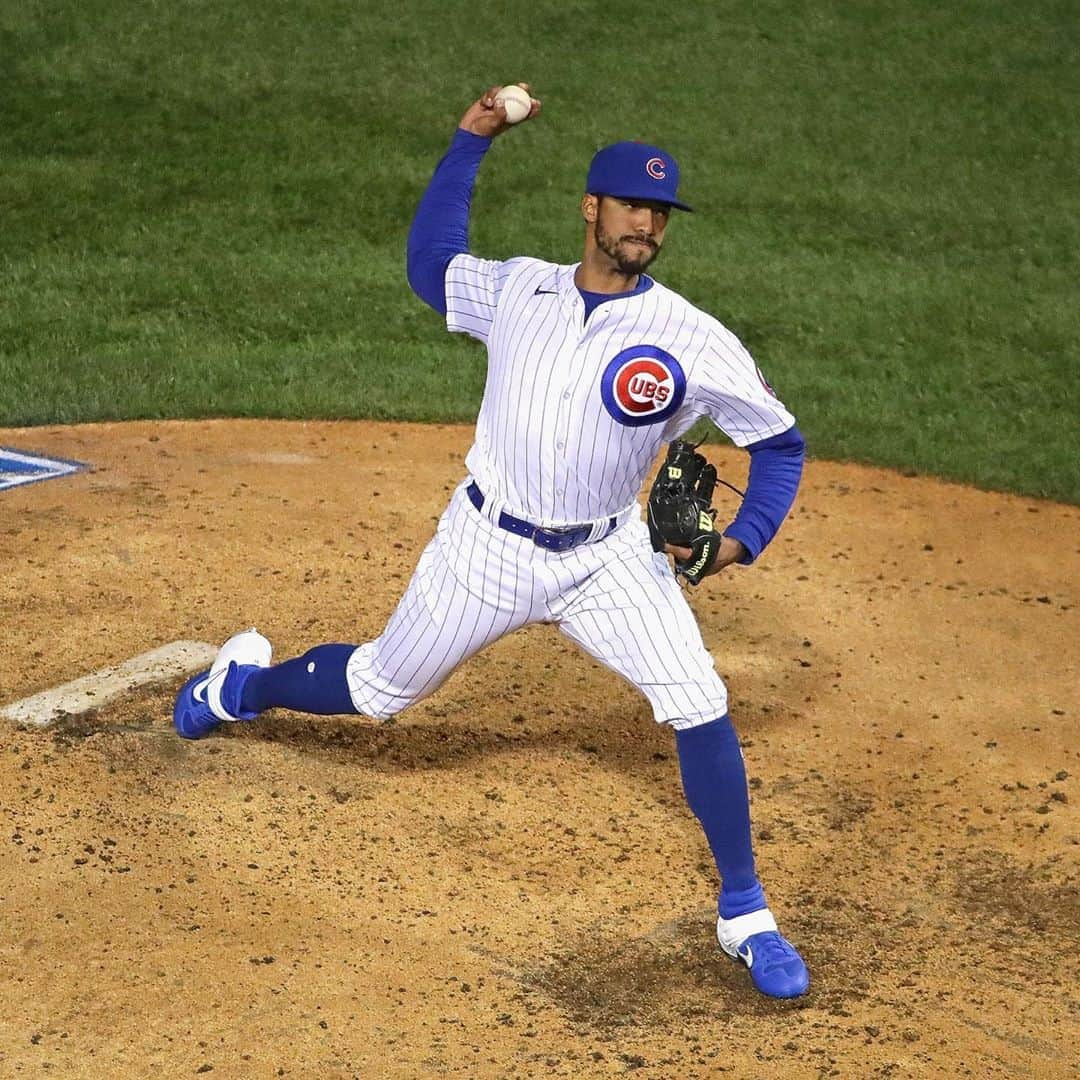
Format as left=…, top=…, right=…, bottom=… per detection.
left=1, top=0, right=1078, bottom=500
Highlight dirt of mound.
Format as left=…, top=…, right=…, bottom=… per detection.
left=0, top=419, right=1076, bottom=1079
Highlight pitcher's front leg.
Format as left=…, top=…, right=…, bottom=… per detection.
left=556, top=535, right=809, bottom=998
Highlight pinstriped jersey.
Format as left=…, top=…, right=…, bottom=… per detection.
left=445, top=254, right=795, bottom=527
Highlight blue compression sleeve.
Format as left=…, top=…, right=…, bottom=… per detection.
left=722, top=425, right=806, bottom=564
left=233, top=644, right=359, bottom=716
left=406, top=129, right=492, bottom=315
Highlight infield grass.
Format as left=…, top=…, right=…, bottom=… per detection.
left=2, top=0, right=1078, bottom=500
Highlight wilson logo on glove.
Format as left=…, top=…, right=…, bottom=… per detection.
left=686, top=537, right=717, bottom=579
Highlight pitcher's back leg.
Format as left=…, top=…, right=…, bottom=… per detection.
left=347, top=530, right=532, bottom=720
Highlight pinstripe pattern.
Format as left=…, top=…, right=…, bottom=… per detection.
left=350, top=251, right=794, bottom=727
left=554, top=518, right=728, bottom=728
left=346, top=483, right=539, bottom=719
left=444, top=254, right=795, bottom=526
left=346, top=485, right=727, bottom=727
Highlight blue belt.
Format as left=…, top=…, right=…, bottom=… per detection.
left=466, top=482, right=617, bottom=553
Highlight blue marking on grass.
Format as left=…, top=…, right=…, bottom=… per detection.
left=0, top=447, right=86, bottom=492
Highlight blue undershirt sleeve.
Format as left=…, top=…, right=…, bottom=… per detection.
left=722, top=425, right=806, bottom=564
left=406, top=129, right=492, bottom=315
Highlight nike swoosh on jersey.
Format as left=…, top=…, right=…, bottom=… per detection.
left=533, top=287, right=558, bottom=295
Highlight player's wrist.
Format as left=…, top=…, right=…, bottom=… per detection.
left=720, top=528, right=754, bottom=565
left=718, top=535, right=747, bottom=565
left=453, top=128, right=494, bottom=148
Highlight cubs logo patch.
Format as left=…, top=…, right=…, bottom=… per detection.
left=600, top=346, right=686, bottom=428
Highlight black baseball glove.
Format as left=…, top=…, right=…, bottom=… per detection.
left=646, top=440, right=722, bottom=586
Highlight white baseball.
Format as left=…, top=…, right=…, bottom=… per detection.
left=495, top=84, right=531, bottom=125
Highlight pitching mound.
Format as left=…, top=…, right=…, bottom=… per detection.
left=1, top=419, right=1076, bottom=1078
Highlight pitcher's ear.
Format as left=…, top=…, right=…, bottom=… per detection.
left=582, top=194, right=599, bottom=223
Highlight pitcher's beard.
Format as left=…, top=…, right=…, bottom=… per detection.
left=594, top=220, right=660, bottom=276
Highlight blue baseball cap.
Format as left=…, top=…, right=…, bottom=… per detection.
left=585, top=141, right=693, bottom=212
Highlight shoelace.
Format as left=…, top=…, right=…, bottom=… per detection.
left=749, top=932, right=800, bottom=971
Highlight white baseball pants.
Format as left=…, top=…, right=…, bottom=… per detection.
left=345, top=481, right=728, bottom=729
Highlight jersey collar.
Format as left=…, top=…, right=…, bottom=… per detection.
left=556, top=263, right=654, bottom=305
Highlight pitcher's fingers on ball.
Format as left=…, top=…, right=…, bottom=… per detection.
left=494, top=84, right=535, bottom=125
left=517, top=84, right=542, bottom=119
left=523, top=88, right=542, bottom=119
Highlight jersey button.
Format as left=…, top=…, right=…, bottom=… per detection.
left=562, top=391, right=571, bottom=400
left=556, top=441, right=565, bottom=450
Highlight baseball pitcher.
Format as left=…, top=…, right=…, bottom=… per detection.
left=174, top=85, right=810, bottom=998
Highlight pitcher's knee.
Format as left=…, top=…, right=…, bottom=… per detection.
left=345, top=641, right=437, bottom=720
left=647, top=674, right=728, bottom=730
left=667, top=709, right=731, bottom=732
left=357, top=699, right=404, bottom=722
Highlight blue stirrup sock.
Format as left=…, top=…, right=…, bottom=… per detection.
left=675, top=714, right=767, bottom=919
left=227, top=644, right=360, bottom=717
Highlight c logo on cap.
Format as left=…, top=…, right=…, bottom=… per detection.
left=645, top=157, right=667, bottom=180
left=600, top=346, right=686, bottom=428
